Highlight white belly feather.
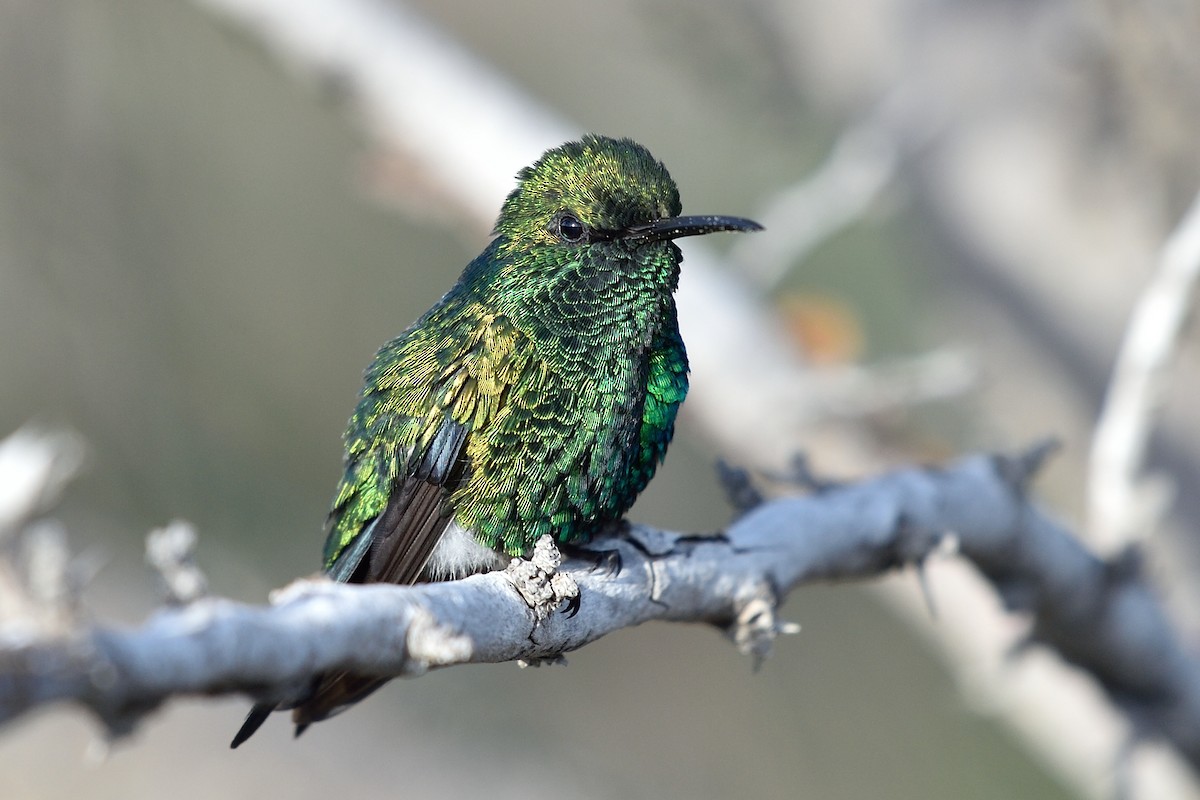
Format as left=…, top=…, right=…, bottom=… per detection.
left=423, top=519, right=508, bottom=581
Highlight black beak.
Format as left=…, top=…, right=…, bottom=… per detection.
left=624, top=215, right=763, bottom=243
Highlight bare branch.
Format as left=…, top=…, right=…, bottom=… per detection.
left=796, top=345, right=977, bottom=418
left=1089, top=189, right=1200, bottom=553
left=1, top=448, right=1199, bottom=771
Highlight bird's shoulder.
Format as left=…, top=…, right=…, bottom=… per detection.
left=340, top=304, right=550, bottom=474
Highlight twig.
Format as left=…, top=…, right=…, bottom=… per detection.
left=145, top=522, right=209, bottom=606
left=1089, top=189, right=1200, bottom=553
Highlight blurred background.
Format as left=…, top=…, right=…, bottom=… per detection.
left=2, top=0, right=1199, bottom=798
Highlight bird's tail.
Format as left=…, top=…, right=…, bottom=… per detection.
left=290, top=671, right=387, bottom=732
left=230, top=702, right=276, bottom=748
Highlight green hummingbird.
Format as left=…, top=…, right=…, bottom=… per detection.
left=231, top=135, right=761, bottom=747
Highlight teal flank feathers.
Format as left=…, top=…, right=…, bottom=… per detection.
left=231, top=135, right=761, bottom=747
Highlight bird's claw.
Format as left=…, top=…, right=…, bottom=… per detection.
left=562, top=542, right=623, bottom=577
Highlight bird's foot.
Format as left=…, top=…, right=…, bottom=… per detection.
left=505, top=534, right=579, bottom=619
left=559, top=518, right=628, bottom=576
left=560, top=540, right=622, bottom=578
left=715, top=459, right=765, bottom=517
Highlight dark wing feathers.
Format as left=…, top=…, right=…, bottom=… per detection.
left=289, top=415, right=469, bottom=728
left=325, top=514, right=377, bottom=583
left=414, top=416, right=469, bottom=483
left=329, top=414, right=468, bottom=587
left=364, top=459, right=452, bottom=585
left=230, top=416, right=470, bottom=747
left=233, top=314, right=529, bottom=747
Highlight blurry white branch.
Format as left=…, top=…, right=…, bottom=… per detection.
left=1089, top=190, right=1200, bottom=554
left=0, top=430, right=87, bottom=641
left=714, top=89, right=976, bottom=417
left=730, top=110, right=898, bottom=291
left=719, top=87, right=975, bottom=419
left=0, top=429, right=83, bottom=533
left=4, top=430, right=1200, bottom=778
left=797, top=345, right=976, bottom=419
left=730, top=87, right=939, bottom=292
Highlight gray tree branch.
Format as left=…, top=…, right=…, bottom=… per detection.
left=3, top=444, right=1199, bottom=771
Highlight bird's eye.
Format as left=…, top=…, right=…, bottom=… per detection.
left=554, top=213, right=586, bottom=243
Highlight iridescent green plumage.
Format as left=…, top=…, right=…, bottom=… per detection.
left=327, top=140, right=690, bottom=562
left=231, top=135, right=760, bottom=747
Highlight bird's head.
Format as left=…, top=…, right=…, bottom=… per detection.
left=492, top=135, right=760, bottom=262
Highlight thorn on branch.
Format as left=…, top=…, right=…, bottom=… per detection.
left=714, top=459, right=764, bottom=517
left=994, top=438, right=1062, bottom=495
left=766, top=453, right=840, bottom=494
left=727, top=580, right=800, bottom=671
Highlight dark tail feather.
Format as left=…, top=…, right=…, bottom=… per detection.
left=291, top=671, right=388, bottom=732
left=230, top=703, right=275, bottom=749
left=294, top=722, right=311, bottom=739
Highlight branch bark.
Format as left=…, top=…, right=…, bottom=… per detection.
left=4, top=447, right=1200, bottom=769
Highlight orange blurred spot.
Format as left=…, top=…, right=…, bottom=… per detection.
left=776, top=292, right=864, bottom=365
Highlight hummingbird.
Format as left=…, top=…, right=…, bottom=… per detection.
left=230, top=135, right=761, bottom=747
